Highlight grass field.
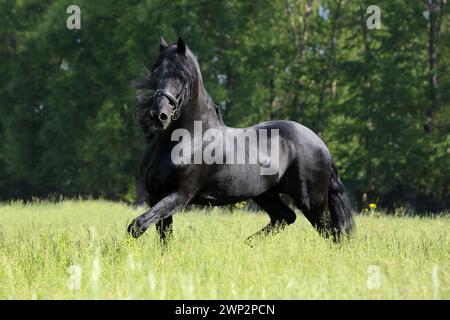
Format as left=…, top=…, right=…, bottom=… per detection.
left=0, top=200, right=448, bottom=299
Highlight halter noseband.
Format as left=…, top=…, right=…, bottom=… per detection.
left=153, top=83, right=187, bottom=121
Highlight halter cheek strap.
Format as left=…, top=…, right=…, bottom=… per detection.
left=153, top=84, right=187, bottom=121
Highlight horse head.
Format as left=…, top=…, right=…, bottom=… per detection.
left=134, top=36, right=199, bottom=131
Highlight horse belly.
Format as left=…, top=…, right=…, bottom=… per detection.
left=192, top=164, right=281, bottom=205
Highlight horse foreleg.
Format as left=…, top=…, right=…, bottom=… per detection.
left=127, top=192, right=188, bottom=238
left=156, top=216, right=173, bottom=244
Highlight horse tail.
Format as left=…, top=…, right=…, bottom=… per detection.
left=328, top=161, right=355, bottom=240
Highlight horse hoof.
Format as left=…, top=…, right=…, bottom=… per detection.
left=127, top=219, right=145, bottom=238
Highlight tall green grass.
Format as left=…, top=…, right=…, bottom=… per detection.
left=0, top=200, right=448, bottom=299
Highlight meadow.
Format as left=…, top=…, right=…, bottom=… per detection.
left=0, top=200, right=448, bottom=299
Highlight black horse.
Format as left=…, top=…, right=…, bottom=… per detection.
left=128, top=36, right=354, bottom=242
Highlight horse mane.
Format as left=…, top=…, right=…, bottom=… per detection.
left=136, top=47, right=198, bottom=89
left=206, top=93, right=224, bottom=125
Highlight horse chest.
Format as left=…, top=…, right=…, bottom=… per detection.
left=142, top=150, right=178, bottom=199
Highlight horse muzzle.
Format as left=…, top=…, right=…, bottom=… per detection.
left=149, top=109, right=171, bottom=130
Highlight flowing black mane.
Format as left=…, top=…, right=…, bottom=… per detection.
left=134, top=46, right=197, bottom=91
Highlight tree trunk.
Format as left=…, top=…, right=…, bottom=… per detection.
left=317, top=0, right=344, bottom=135
left=360, top=3, right=374, bottom=204
left=285, top=0, right=315, bottom=120
left=425, top=0, right=446, bottom=132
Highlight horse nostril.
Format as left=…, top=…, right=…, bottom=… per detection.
left=159, top=113, right=168, bottom=122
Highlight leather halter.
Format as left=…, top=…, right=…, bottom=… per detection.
left=153, top=83, right=187, bottom=121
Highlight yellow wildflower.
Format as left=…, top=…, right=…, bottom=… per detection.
left=369, top=203, right=377, bottom=209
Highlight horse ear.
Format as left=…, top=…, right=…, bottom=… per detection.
left=159, top=34, right=169, bottom=52
left=177, top=37, right=186, bottom=55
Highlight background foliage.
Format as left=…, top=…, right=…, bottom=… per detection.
left=0, top=0, right=449, bottom=212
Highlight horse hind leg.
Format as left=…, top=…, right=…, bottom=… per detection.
left=289, top=187, right=334, bottom=240
left=302, top=199, right=333, bottom=239
left=246, top=193, right=297, bottom=244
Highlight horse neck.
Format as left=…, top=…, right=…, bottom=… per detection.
left=180, top=82, right=224, bottom=132
left=187, top=56, right=224, bottom=130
